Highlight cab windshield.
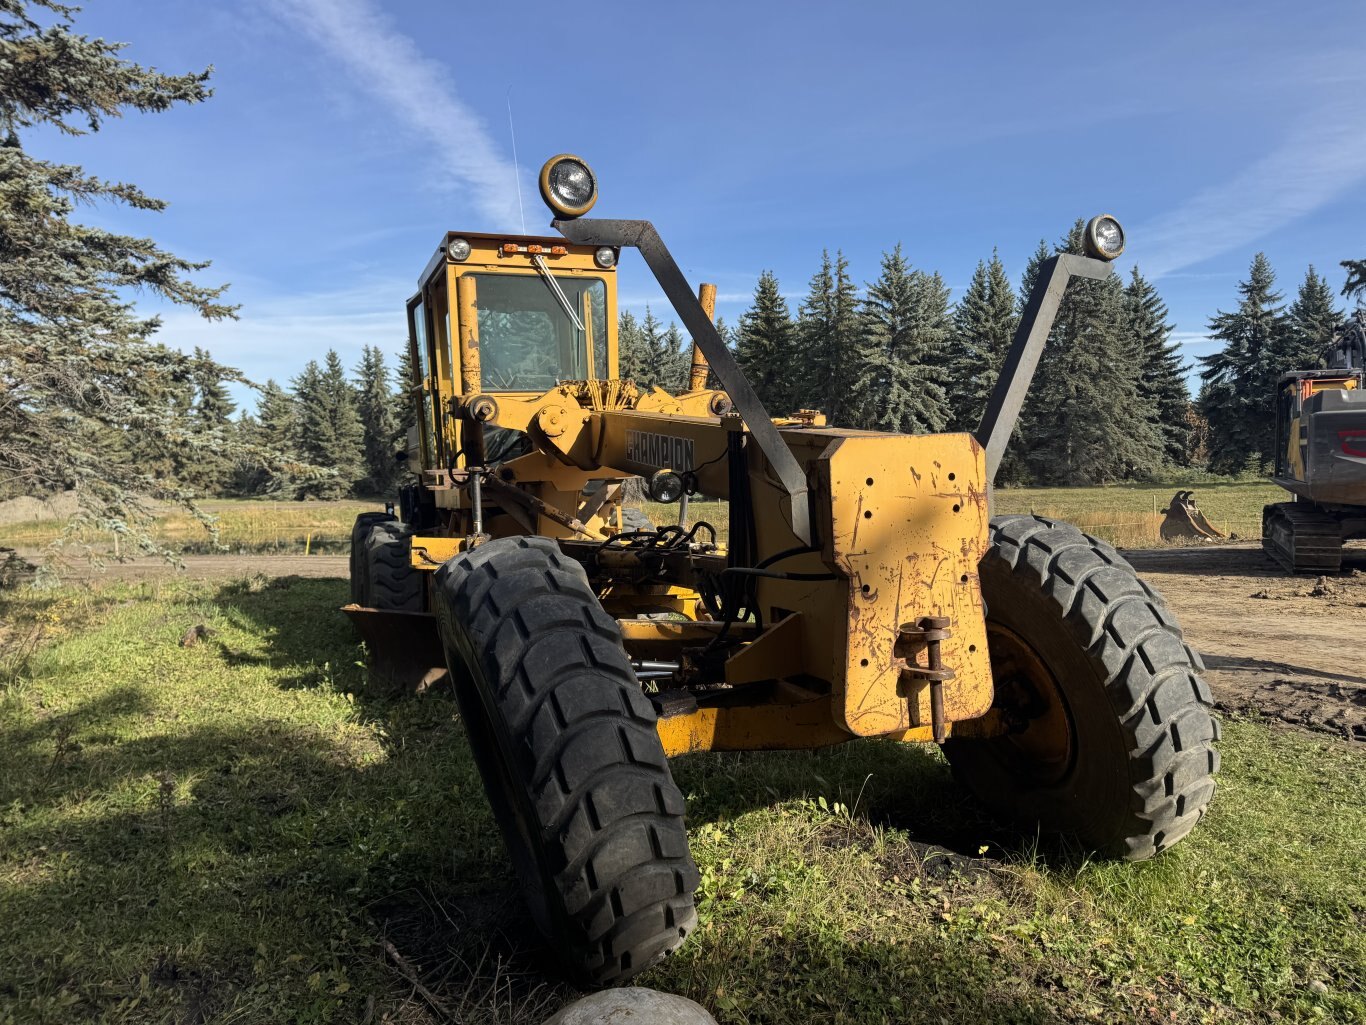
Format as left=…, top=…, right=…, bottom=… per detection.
left=471, top=273, right=607, bottom=390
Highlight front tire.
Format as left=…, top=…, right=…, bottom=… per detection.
left=945, top=515, right=1219, bottom=860
left=434, top=537, right=698, bottom=986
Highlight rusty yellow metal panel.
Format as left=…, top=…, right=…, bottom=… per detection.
left=815, top=433, right=993, bottom=738
left=656, top=696, right=852, bottom=755
left=408, top=535, right=468, bottom=570
left=654, top=696, right=950, bottom=756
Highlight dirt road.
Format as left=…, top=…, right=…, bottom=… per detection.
left=22, top=553, right=351, bottom=581
left=18, top=543, right=1365, bottom=743
left=1126, top=544, right=1364, bottom=743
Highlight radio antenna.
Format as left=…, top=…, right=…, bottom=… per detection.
left=506, top=91, right=527, bottom=235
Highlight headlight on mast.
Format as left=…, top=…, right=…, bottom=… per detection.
left=539, top=154, right=598, bottom=218
left=1083, top=215, right=1125, bottom=261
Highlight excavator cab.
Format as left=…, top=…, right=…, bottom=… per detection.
left=1262, top=334, right=1366, bottom=572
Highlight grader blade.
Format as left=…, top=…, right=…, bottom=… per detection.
left=1159, top=490, right=1225, bottom=542
left=342, top=605, right=449, bottom=693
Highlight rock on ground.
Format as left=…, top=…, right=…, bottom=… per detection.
left=544, top=988, right=717, bottom=1025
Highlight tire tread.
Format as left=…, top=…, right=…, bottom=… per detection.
left=983, top=514, right=1219, bottom=860
left=434, top=537, right=697, bottom=986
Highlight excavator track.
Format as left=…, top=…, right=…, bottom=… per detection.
left=1262, top=502, right=1343, bottom=574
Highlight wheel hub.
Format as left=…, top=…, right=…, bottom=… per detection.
left=985, top=622, right=1075, bottom=785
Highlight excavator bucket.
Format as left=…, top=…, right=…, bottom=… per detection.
left=341, top=605, right=449, bottom=693
left=1159, top=490, right=1225, bottom=542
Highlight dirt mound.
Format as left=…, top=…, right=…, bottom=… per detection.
left=1216, top=678, right=1366, bottom=743
left=0, top=491, right=79, bottom=526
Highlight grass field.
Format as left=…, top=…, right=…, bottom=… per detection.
left=0, top=500, right=385, bottom=556
left=991, top=481, right=1283, bottom=548
left=1, top=575, right=1361, bottom=1024
left=0, top=481, right=1281, bottom=556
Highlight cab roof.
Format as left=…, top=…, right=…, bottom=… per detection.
left=418, top=230, right=607, bottom=287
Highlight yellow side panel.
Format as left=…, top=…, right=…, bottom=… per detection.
left=408, top=535, right=468, bottom=570
left=654, top=697, right=943, bottom=756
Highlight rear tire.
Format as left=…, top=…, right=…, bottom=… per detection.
left=434, top=536, right=698, bottom=986
left=944, top=515, right=1219, bottom=861
left=349, top=512, right=396, bottom=604
left=364, top=522, right=423, bottom=611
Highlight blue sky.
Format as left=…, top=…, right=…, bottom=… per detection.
left=32, top=0, right=1366, bottom=410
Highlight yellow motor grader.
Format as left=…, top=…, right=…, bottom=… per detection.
left=345, top=156, right=1219, bottom=986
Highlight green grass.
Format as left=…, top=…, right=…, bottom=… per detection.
left=1, top=577, right=1362, bottom=1023
left=0, top=499, right=385, bottom=554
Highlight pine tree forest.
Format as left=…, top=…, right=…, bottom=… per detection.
left=123, top=237, right=1361, bottom=502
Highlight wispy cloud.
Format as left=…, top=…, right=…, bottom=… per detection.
left=1136, top=94, right=1366, bottom=279
left=154, top=278, right=411, bottom=409
left=268, top=0, right=520, bottom=228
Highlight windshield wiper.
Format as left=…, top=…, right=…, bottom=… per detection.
left=531, top=254, right=584, bottom=332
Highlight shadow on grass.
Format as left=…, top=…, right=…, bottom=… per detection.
left=0, top=575, right=1084, bottom=1022
left=208, top=577, right=1041, bottom=865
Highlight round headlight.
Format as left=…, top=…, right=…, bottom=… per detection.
left=1083, top=215, right=1125, bottom=261
left=447, top=237, right=471, bottom=262
left=594, top=246, right=616, bottom=269
left=647, top=469, right=685, bottom=504
left=539, top=154, right=598, bottom=218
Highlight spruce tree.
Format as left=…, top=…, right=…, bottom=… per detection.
left=947, top=250, right=1017, bottom=431
left=656, top=323, right=688, bottom=392
left=712, top=315, right=733, bottom=351
left=192, top=346, right=237, bottom=427
left=188, top=346, right=237, bottom=494
left=0, top=0, right=242, bottom=546
left=1342, top=259, right=1366, bottom=301
left=354, top=344, right=396, bottom=496
left=736, top=270, right=797, bottom=414
left=393, top=344, right=417, bottom=448
left=630, top=308, right=683, bottom=391
left=705, top=314, right=733, bottom=391
left=257, top=379, right=298, bottom=459
left=293, top=352, right=363, bottom=498
left=244, top=379, right=306, bottom=496
left=1285, top=266, right=1340, bottom=370
left=796, top=251, right=862, bottom=425
left=1125, top=268, right=1191, bottom=467
left=617, top=309, right=649, bottom=384
left=225, top=411, right=261, bottom=496
left=1198, top=253, right=1289, bottom=474
left=1022, top=222, right=1163, bottom=484
left=855, top=245, right=952, bottom=434
left=1018, top=239, right=1052, bottom=307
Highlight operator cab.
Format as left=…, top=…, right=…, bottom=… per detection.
left=1273, top=368, right=1365, bottom=483
left=404, top=231, right=620, bottom=476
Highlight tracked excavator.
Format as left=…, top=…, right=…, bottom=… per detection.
left=1262, top=310, right=1366, bottom=572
